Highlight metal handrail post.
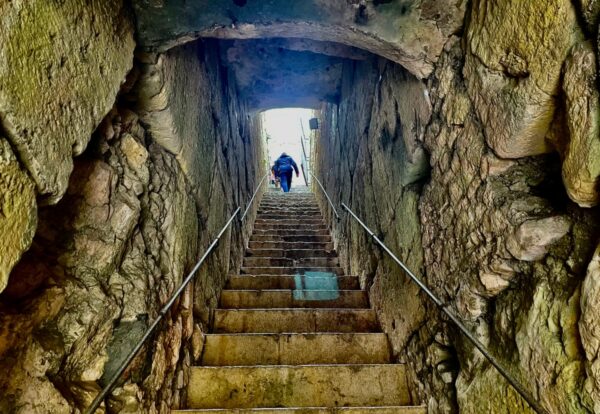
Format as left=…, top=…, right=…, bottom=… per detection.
left=310, top=172, right=340, bottom=221
left=84, top=207, right=240, bottom=414
left=240, top=173, right=268, bottom=222
left=341, top=203, right=549, bottom=414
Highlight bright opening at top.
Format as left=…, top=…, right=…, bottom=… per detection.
left=262, top=108, right=315, bottom=189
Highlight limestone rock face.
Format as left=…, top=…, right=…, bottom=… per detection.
left=315, top=7, right=600, bottom=410
left=506, top=216, right=571, bottom=261
left=418, top=34, right=597, bottom=413
left=560, top=40, right=600, bottom=207
left=464, top=0, right=581, bottom=159
left=578, top=0, right=600, bottom=32
left=581, top=245, right=600, bottom=413
left=0, top=138, right=37, bottom=293
left=0, top=0, right=135, bottom=203
left=0, top=39, right=265, bottom=413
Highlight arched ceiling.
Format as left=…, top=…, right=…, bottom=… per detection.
left=131, top=0, right=465, bottom=110
left=131, top=0, right=465, bottom=79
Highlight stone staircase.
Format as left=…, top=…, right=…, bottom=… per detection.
left=174, top=190, right=425, bottom=414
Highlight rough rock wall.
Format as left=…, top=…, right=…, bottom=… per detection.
left=312, top=58, right=456, bottom=411
left=314, top=1, right=600, bottom=413
left=0, top=40, right=265, bottom=413
left=0, top=0, right=135, bottom=295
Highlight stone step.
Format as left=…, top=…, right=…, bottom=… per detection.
left=186, top=364, right=411, bottom=409
left=245, top=248, right=337, bottom=259
left=256, top=208, right=322, bottom=220
left=201, top=333, right=391, bottom=366
left=255, top=219, right=325, bottom=225
left=226, top=275, right=360, bottom=290
left=220, top=289, right=368, bottom=309
left=240, top=267, right=344, bottom=276
left=259, top=205, right=320, bottom=210
left=248, top=241, right=334, bottom=250
left=262, top=195, right=316, bottom=200
left=250, top=234, right=332, bottom=243
left=253, top=224, right=328, bottom=232
left=257, top=214, right=322, bottom=220
left=261, top=199, right=319, bottom=204
left=213, top=309, right=379, bottom=333
left=260, top=204, right=320, bottom=209
left=253, top=228, right=330, bottom=236
left=242, top=257, right=339, bottom=267
left=173, top=407, right=426, bottom=414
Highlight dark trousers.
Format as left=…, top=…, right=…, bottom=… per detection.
left=280, top=171, right=293, bottom=192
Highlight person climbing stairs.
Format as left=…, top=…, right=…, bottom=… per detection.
left=173, top=190, right=426, bottom=413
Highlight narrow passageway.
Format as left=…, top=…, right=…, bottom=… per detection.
left=175, top=189, right=422, bottom=413
left=2, top=2, right=600, bottom=414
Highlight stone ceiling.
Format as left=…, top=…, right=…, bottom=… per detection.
left=130, top=0, right=465, bottom=111
left=131, top=0, right=466, bottom=79
left=220, top=39, right=369, bottom=110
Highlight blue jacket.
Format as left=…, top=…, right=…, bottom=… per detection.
left=274, top=155, right=299, bottom=175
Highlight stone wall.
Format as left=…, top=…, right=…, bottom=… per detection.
left=0, top=0, right=136, bottom=295
left=0, top=39, right=265, bottom=413
left=313, top=58, right=457, bottom=412
left=313, top=2, right=600, bottom=413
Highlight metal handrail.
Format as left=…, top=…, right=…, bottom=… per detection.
left=84, top=173, right=267, bottom=414
left=240, top=173, right=268, bottom=222
left=341, top=203, right=548, bottom=414
left=310, top=172, right=340, bottom=220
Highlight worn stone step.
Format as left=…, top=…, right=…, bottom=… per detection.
left=256, top=208, right=322, bottom=220
left=243, top=257, right=339, bottom=267
left=259, top=205, right=320, bottom=210
left=259, top=206, right=321, bottom=210
left=220, top=289, right=368, bottom=309
left=201, top=333, right=390, bottom=366
left=240, top=267, right=344, bottom=276
left=248, top=241, right=334, bottom=250
left=173, top=407, right=426, bottom=414
left=255, top=219, right=325, bottom=224
left=253, top=224, right=328, bottom=232
left=186, top=364, right=411, bottom=409
left=262, top=195, right=316, bottom=199
left=226, top=275, right=360, bottom=290
left=250, top=234, right=332, bottom=243
left=255, top=219, right=325, bottom=225
left=213, top=309, right=379, bottom=333
left=253, top=228, right=330, bottom=236
left=261, top=199, right=319, bottom=204
left=257, top=215, right=322, bottom=221
left=245, top=248, right=337, bottom=259
left=253, top=225, right=326, bottom=231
